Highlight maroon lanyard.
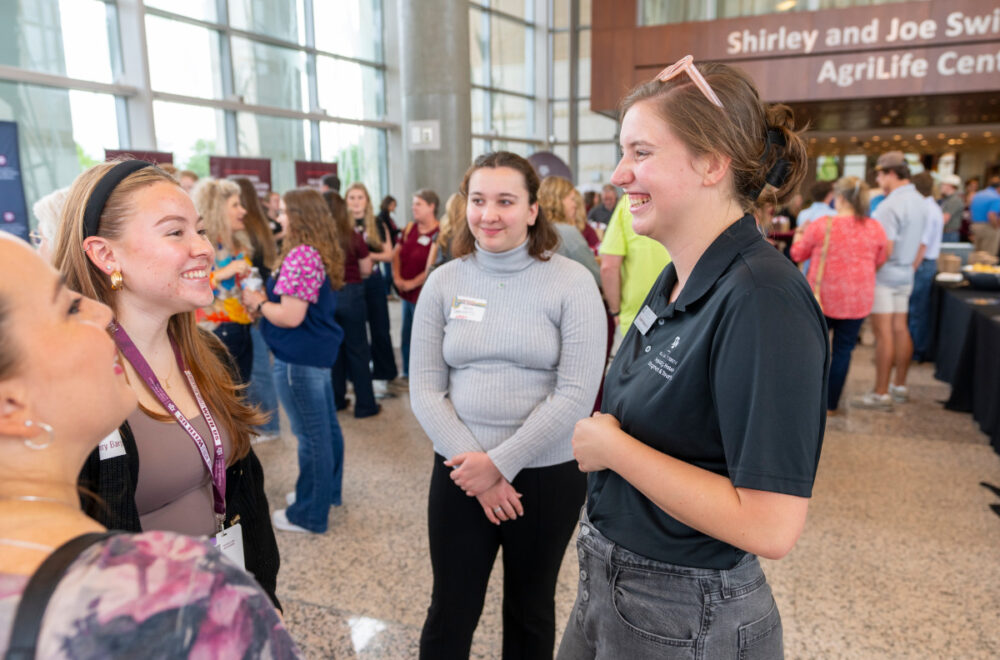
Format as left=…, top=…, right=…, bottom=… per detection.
left=111, top=322, right=226, bottom=531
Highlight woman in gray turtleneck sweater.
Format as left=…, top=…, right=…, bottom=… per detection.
left=410, top=152, right=606, bottom=660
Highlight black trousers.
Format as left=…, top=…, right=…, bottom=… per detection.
left=420, top=455, right=586, bottom=660
left=363, top=269, right=398, bottom=381
left=214, top=322, right=253, bottom=385
left=332, top=281, right=378, bottom=416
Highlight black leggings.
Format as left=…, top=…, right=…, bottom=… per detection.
left=420, top=455, right=586, bottom=660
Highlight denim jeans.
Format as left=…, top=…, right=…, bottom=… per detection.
left=246, top=324, right=280, bottom=433
left=557, top=515, right=782, bottom=660
left=401, top=299, right=416, bottom=378
left=942, top=231, right=960, bottom=243
left=364, top=269, right=398, bottom=381
left=272, top=358, right=344, bottom=533
left=908, top=258, right=937, bottom=360
left=825, top=316, right=864, bottom=411
left=332, top=281, right=378, bottom=416
left=214, top=321, right=253, bottom=385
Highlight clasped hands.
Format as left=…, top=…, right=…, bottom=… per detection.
left=446, top=452, right=523, bottom=526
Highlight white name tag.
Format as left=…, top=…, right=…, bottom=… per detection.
left=449, top=295, right=487, bottom=322
left=417, top=235, right=432, bottom=246
left=98, top=431, right=126, bottom=460
left=634, top=305, right=658, bottom=336
left=214, top=522, right=246, bottom=571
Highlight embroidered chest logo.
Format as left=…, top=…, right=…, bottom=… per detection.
left=648, top=336, right=682, bottom=383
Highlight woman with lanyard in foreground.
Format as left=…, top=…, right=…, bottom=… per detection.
left=557, top=57, right=828, bottom=659
left=53, top=160, right=282, bottom=609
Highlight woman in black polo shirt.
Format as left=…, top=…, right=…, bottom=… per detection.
left=557, top=58, right=828, bottom=659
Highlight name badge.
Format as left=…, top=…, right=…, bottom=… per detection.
left=214, top=522, right=246, bottom=571
left=634, top=305, right=658, bottom=336
left=98, top=431, right=126, bottom=460
left=449, top=295, right=487, bottom=322
left=417, top=235, right=432, bottom=246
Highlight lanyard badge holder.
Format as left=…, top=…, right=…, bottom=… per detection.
left=111, top=323, right=245, bottom=569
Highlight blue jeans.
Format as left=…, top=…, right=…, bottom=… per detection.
left=557, top=516, right=782, bottom=660
left=401, top=299, right=416, bottom=378
left=825, top=316, right=864, bottom=411
left=942, top=231, right=960, bottom=243
left=246, top=325, right=280, bottom=434
left=908, top=258, right=937, bottom=360
left=364, top=269, right=398, bottom=381
left=272, top=358, right=344, bottom=533
left=332, top=281, right=378, bottom=416
left=214, top=322, right=253, bottom=385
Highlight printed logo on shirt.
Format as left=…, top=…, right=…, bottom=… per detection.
left=648, top=336, right=682, bottom=383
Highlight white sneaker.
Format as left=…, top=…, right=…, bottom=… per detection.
left=373, top=380, right=396, bottom=400
left=852, top=391, right=894, bottom=411
left=888, top=384, right=909, bottom=403
left=251, top=432, right=279, bottom=445
left=285, top=492, right=296, bottom=506
left=272, top=508, right=310, bottom=534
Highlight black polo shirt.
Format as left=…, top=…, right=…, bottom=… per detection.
left=587, top=214, right=828, bottom=570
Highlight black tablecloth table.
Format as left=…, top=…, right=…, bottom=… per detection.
left=932, top=286, right=1000, bottom=455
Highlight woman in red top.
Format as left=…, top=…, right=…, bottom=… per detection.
left=791, top=176, right=888, bottom=413
left=324, top=192, right=379, bottom=418
left=393, top=189, right=440, bottom=379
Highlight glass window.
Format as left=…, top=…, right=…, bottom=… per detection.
left=552, top=101, right=569, bottom=142
left=0, top=0, right=116, bottom=83
left=319, top=123, right=387, bottom=201
left=552, top=144, right=570, bottom=166
left=491, top=15, right=532, bottom=95
left=578, top=28, right=591, bottom=98
left=143, top=0, right=218, bottom=23
left=472, top=88, right=489, bottom=135
left=0, top=81, right=119, bottom=217
left=146, top=16, right=224, bottom=99
left=469, top=8, right=489, bottom=88
left=580, top=0, right=592, bottom=26
left=316, top=57, right=383, bottom=120
left=492, top=140, right=533, bottom=157
left=578, top=143, right=619, bottom=186
left=231, top=37, right=309, bottom=111
left=473, top=138, right=491, bottom=159
left=153, top=101, right=226, bottom=177
left=578, top=101, right=617, bottom=142
left=313, top=0, right=383, bottom=62
left=552, top=0, right=570, bottom=28
left=492, top=92, right=533, bottom=138
left=491, top=0, right=530, bottom=20
left=551, top=32, right=569, bottom=99
left=229, top=0, right=305, bottom=45
left=237, top=113, right=310, bottom=194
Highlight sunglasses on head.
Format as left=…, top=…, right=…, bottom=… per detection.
left=655, top=55, right=724, bottom=109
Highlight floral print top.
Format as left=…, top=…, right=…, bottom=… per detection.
left=273, top=245, right=326, bottom=304
left=0, top=532, right=300, bottom=659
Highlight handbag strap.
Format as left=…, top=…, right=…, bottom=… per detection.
left=813, top=216, right=833, bottom=298
left=5, top=532, right=116, bottom=660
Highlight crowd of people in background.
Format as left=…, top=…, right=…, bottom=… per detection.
left=4, top=57, right=999, bottom=658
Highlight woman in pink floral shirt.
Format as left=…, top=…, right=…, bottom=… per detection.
left=791, top=176, right=888, bottom=412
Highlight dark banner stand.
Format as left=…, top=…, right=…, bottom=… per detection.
left=210, top=156, right=272, bottom=197
left=294, top=160, right=338, bottom=189
left=104, top=149, right=174, bottom=164
left=0, top=121, right=29, bottom=241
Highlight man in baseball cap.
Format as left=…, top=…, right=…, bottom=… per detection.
left=940, top=174, right=964, bottom=243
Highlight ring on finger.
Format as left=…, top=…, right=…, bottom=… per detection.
left=493, top=506, right=503, bottom=514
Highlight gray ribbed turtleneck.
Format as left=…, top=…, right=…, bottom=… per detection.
left=409, top=241, right=607, bottom=481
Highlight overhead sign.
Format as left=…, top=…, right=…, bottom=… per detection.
left=294, top=161, right=338, bottom=189
left=209, top=156, right=272, bottom=196
left=104, top=149, right=173, bottom=164
left=0, top=121, right=29, bottom=241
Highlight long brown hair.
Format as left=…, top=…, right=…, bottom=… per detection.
left=281, top=188, right=346, bottom=290
left=620, top=61, right=808, bottom=213
left=52, top=161, right=260, bottom=463
left=452, top=151, right=559, bottom=260
left=191, top=178, right=251, bottom=255
left=345, top=182, right=380, bottom=250
left=233, top=177, right=278, bottom=269
left=323, top=191, right=357, bottom=261
left=538, top=176, right=586, bottom=231
left=438, top=192, right=465, bottom=250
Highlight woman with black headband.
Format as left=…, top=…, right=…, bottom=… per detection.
left=51, top=160, right=282, bottom=610
left=557, top=58, right=828, bottom=659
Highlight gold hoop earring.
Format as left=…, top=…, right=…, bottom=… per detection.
left=110, top=271, right=124, bottom=291
left=23, top=420, right=54, bottom=450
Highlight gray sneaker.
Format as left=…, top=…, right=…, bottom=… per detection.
left=888, top=384, right=909, bottom=403
left=853, top=391, right=894, bottom=411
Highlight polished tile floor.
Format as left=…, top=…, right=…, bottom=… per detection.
left=253, top=309, right=1000, bottom=659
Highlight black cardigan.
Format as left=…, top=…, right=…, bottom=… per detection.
left=78, top=422, right=282, bottom=610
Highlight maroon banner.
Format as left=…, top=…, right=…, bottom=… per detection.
left=105, top=149, right=173, bottom=164
left=294, top=161, right=338, bottom=189
left=210, top=156, right=272, bottom=196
